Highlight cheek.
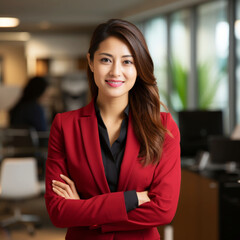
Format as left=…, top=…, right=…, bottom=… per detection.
left=127, top=69, right=137, bottom=84
left=93, top=68, right=103, bottom=84
left=130, top=67, right=137, bottom=79
left=93, top=65, right=108, bottom=79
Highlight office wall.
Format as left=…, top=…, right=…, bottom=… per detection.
left=26, top=33, right=90, bottom=76
left=0, top=42, right=27, bottom=126
left=0, top=42, right=27, bottom=87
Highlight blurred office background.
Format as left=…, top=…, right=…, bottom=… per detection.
left=0, top=0, right=240, bottom=239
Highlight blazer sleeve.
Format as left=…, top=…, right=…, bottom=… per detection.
left=100, top=113, right=181, bottom=233
left=44, top=113, right=128, bottom=228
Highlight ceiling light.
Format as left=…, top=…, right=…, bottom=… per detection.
left=0, top=17, right=20, bottom=28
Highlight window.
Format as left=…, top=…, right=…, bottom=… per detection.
left=169, top=10, right=191, bottom=111
left=196, top=1, right=229, bottom=130
left=145, top=17, right=167, bottom=106
left=236, top=0, right=240, bottom=124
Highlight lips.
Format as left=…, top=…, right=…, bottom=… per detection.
left=105, top=80, right=124, bottom=87
left=106, top=80, right=124, bottom=83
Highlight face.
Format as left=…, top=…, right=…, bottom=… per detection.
left=87, top=36, right=137, bottom=103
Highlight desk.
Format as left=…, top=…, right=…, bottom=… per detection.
left=172, top=166, right=240, bottom=240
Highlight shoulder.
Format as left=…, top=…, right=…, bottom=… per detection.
left=160, top=112, right=180, bottom=142
left=160, top=112, right=176, bottom=129
left=56, top=108, right=81, bottom=122
left=53, top=100, right=95, bottom=125
left=30, top=102, right=45, bottom=114
left=13, top=102, right=43, bottom=115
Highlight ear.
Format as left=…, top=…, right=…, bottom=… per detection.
left=87, top=53, right=94, bottom=72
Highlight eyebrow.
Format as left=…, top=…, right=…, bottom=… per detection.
left=98, top=53, right=133, bottom=58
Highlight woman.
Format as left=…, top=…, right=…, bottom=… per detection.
left=10, top=76, right=48, bottom=131
left=45, top=19, right=181, bottom=240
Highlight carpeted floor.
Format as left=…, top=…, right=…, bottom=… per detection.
left=0, top=195, right=66, bottom=240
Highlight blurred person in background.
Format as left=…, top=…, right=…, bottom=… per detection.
left=9, top=76, right=49, bottom=131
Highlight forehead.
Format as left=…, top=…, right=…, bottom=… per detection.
left=96, top=36, right=133, bottom=55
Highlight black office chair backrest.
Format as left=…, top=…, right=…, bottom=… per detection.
left=1, top=126, right=39, bottom=158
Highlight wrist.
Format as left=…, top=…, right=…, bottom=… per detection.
left=136, top=191, right=150, bottom=206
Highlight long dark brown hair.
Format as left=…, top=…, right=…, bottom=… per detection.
left=87, top=19, right=167, bottom=165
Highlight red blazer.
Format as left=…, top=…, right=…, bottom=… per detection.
left=45, top=99, right=181, bottom=240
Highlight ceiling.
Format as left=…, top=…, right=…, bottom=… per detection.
left=1, top=0, right=210, bottom=34
left=0, top=0, right=149, bottom=33
left=0, top=0, right=207, bottom=33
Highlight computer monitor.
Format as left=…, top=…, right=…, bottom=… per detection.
left=178, top=110, right=223, bottom=157
left=208, top=136, right=240, bottom=166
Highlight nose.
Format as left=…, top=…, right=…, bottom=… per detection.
left=110, top=62, right=121, bottom=77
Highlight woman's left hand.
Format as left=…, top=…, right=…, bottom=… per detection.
left=52, top=174, right=80, bottom=200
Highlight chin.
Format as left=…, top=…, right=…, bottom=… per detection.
left=104, top=91, right=128, bottom=100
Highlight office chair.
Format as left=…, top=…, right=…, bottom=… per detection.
left=0, top=157, right=41, bottom=234
left=0, top=127, right=39, bottom=158
left=0, top=126, right=48, bottom=180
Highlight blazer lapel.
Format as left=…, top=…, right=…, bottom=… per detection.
left=78, top=101, right=110, bottom=194
left=117, top=112, right=140, bottom=191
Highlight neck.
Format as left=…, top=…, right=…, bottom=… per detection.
left=96, top=95, right=128, bottom=120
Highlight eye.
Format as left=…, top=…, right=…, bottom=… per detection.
left=100, top=58, right=111, bottom=63
left=123, top=60, right=134, bottom=65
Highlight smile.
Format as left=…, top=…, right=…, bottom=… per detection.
left=105, top=80, right=124, bottom=87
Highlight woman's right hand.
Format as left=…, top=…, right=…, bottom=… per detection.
left=136, top=191, right=150, bottom=206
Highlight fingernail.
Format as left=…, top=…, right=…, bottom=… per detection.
left=52, top=180, right=56, bottom=183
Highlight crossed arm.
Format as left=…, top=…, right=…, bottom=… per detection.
left=52, top=174, right=150, bottom=205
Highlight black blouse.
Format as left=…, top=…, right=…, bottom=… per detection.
left=95, top=103, right=138, bottom=212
